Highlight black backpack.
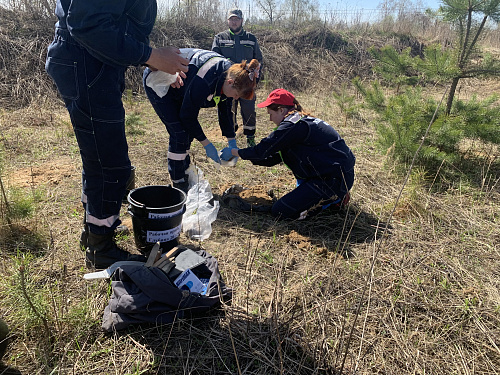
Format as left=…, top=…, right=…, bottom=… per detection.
left=102, top=246, right=232, bottom=332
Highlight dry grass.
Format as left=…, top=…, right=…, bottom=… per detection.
left=0, top=7, right=499, bottom=375
left=0, top=81, right=499, bottom=374
left=0, top=8, right=55, bottom=109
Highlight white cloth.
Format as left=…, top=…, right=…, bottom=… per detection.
left=145, top=48, right=202, bottom=97
left=145, top=71, right=178, bottom=97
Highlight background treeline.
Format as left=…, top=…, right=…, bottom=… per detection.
left=1, top=0, right=499, bottom=109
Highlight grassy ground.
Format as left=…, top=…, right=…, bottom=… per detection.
left=0, top=83, right=499, bottom=374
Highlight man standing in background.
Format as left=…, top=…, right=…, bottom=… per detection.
left=212, top=8, right=263, bottom=147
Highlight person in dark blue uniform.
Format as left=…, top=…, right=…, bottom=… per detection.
left=45, top=0, right=189, bottom=269
left=221, top=88, right=355, bottom=220
left=143, top=49, right=260, bottom=193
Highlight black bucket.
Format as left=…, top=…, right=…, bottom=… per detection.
left=127, top=185, right=187, bottom=254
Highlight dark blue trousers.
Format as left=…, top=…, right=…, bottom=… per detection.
left=142, top=68, right=192, bottom=182
left=45, top=29, right=130, bottom=234
left=232, top=96, right=256, bottom=137
left=273, top=173, right=352, bottom=220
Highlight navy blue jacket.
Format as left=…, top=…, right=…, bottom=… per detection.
left=239, top=113, right=355, bottom=186
left=53, top=0, right=156, bottom=67
left=168, top=49, right=235, bottom=141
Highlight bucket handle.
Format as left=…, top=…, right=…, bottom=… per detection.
left=128, top=196, right=146, bottom=209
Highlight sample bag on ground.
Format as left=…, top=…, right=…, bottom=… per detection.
left=182, top=165, right=220, bottom=241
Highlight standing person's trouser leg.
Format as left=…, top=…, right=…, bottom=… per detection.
left=231, top=98, right=238, bottom=133
left=239, top=96, right=257, bottom=146
left=45, top=29, right=145, bottom=268
left=46, top=30, right=130, bottom=234
left=143, top=69, right=192, bottom=191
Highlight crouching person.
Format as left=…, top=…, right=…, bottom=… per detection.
left=220, top=89, right=355, bottom=220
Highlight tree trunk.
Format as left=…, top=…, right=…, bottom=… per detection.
left=446, top=77, right=460, bottom=115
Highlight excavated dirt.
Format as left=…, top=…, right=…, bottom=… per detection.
left=220, top=183, right=274, bottom=206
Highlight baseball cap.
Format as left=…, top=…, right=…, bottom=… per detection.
left=227, top=8, right=243, bottom=19
left=257, top=89, right=295, bottom=108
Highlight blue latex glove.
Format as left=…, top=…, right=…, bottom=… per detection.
left=220, top=147, right=236, bottom=161
left=204, top=143, right=221, bottom=164
left=228, top=139, right=237, bottom=149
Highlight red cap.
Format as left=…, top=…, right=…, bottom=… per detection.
left=257, top=89, right=295, bottom=108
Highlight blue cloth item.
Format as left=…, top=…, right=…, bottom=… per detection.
left=236, top=112, right=355, bottom=221
left=296, top=178, right=340, bottom=210
left=228, top=139, right=237, bottom=149
left=102, top=248, right=232, bottom=332
left=53, top=0, right=156, bottom=68
left=204, top=143, right=221, bottom=164
left=46, top=0, right=157, bottom=234
left=238, top=113, right=355, bottom=199
left=143, top=51, right=235, bottom=143
left=234, top=96, right=257, bottom=136
left=143, top=69, right=192, bottom=181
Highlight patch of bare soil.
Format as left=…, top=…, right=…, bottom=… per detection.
left=284, top=230, right=311, bottom=250
left=9, top=157, right=78, bottom=188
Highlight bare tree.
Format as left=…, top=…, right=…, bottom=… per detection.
left=256, top=0, right=283, bottom=25
left=284, top=0, right=319, bottom=24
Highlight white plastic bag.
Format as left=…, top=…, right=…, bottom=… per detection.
left=181, top=165, right=220, bottom=241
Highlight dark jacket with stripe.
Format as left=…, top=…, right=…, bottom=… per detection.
left=238, top=113, right=356, bottom=189
left=212, top=29, right=263, bottom=66
left=169, top=49, right=235, bottom=141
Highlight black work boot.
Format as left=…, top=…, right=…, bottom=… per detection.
left=80, top=223, right=130, bottom=251
left=85, top=231, right=146, bottom=269
left=247, top=136, right=256, bottom=147
left=173, top=175, right=190, bottom=194
left=173, top=181, right=189, bottom=194
left=80, top=224, right=89, bottom=251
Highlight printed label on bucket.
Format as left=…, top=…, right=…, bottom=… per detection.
left=146, top=224, right=182, bottom=243
left=148, top=207, right=184, bottom=219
